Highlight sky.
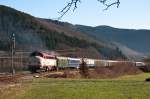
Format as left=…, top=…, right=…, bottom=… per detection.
left=0, top=0, right=150, bottom=29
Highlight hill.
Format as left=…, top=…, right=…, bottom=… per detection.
left=45, top=20, right=148, bottom=60
left=0, top=5, right=125, bottom=59
left=75, top=25, right=150, bottom=54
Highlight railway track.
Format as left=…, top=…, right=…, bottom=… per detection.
left=0, top=73, right=28, bottom=83
left=0, top=71, right=61, bottom=83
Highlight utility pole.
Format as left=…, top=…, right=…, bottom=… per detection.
left=11, top=33, right=15, bottom=75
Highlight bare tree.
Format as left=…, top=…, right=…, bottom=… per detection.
left=79, top=58, right=89, bottom=78
left=58, top=0, right=120, bottom=19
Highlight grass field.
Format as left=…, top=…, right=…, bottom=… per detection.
left=1, top=73, right=150, bottom=99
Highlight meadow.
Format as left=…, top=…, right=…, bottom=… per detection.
left=1, top=73, right=150, bottom=99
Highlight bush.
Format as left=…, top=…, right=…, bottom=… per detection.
left=89, top=62, right=142, bottom=79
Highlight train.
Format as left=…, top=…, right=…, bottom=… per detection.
left=28, top=51, right=146, bottom=72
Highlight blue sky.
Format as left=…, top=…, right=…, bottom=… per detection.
left=0, top=0, right=150, bottom=29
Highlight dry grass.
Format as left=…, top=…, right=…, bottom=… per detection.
left=88, top=62, right=142, bottom=79
left=45, top=62, right=142, bottom=79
